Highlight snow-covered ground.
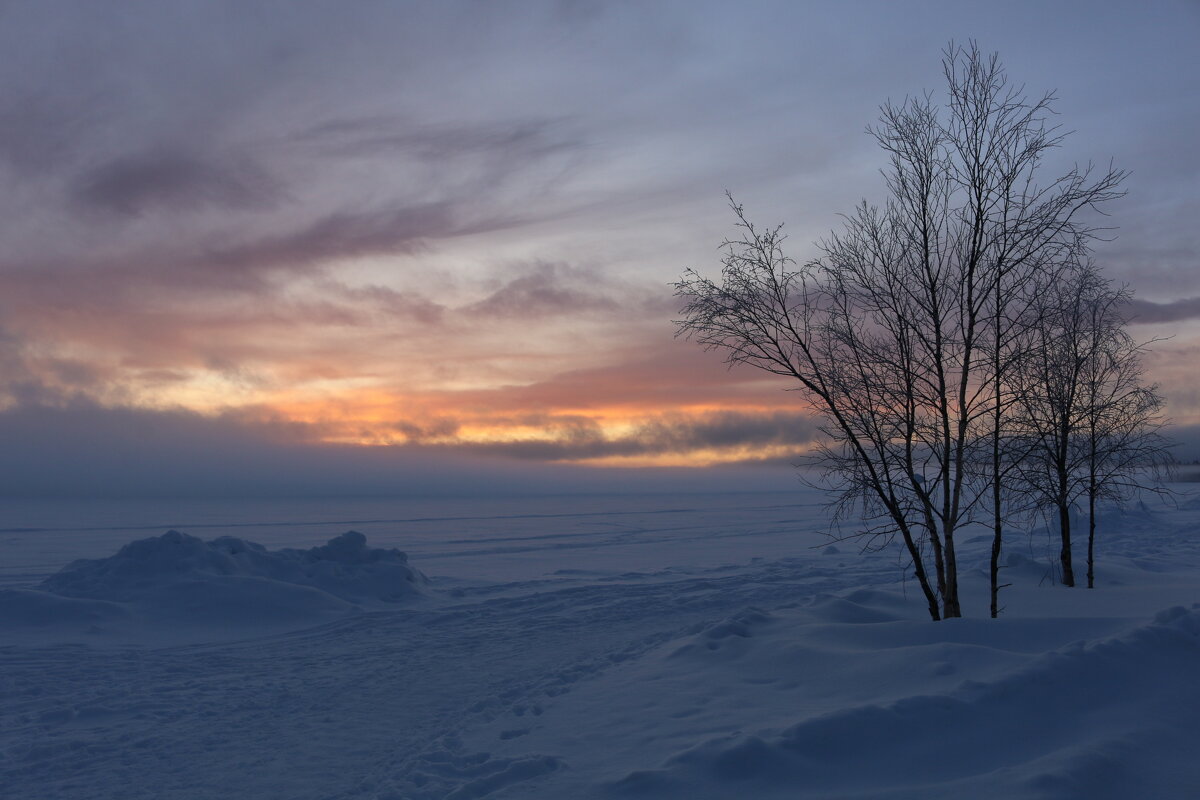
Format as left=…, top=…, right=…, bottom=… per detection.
left=2, top=486, right=1199, bottom=799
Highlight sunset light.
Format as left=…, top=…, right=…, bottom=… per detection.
left=4, top=5, right=1200, bottom=799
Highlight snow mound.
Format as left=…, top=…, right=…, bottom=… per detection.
left=3, top=530, right=430, bottom=640
left=43, top=529, right=428, bottom=605
left=0, top=588, right=129, bottom=628
left=804, top=592, right=904, bottom=624
left=669, top=608, right=774, bottom=659
left=607, top=605, right=1200, bottom=799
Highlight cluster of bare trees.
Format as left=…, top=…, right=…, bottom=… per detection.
left=676, top=44, right=1171, bottom=621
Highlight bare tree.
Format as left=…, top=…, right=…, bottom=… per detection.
left=1010, top=265, right=1170, bottom=588
left=1075, top=277, right=1171, bottom=588
left=677, top=43, right=1125, bottom=619
left=1010, top=265, right=1103, bottom=586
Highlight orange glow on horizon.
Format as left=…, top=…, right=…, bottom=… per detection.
left=164, top=386, right=818, bottom=466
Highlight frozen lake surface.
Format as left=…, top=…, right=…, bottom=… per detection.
left=3, top=487, right=1200, bottom=798
left=0, top=491, right=831, bottom=588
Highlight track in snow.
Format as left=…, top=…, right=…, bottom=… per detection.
left=0, top=540, right=903, bottom=800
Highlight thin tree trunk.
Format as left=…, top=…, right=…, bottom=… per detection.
left=990, top=448, right=1003, bottom=616
left=1058, top=499, right=1075, bottom=587
left=891, top=505, right=941, bottom=621
left=929, top=522, right=948, bottom=606
left=1087, top=420, right=1097, bottom=589
left=1087, top=485, right=1097, bottom=589
left=942, top=530, right=961, bottom=618
left=990, top=368, right=1003, bottom=617
left=1057, top=409, right=1076, bottom=587
left=908, top=537, right=942, bottom=621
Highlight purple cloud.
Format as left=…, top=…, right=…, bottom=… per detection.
left=73, top=149, right=283, bottom=217
left=1127, top=297, right=1200, bottom=325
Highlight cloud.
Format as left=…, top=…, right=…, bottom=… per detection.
left=0, top=402, right=490, bottom=498
left=313, top=281, right=448, bottom=326
left=297, top=115, right=578, bottom=164
left=0, top=1, right=1194, bottom=495
left=442, top=338, right=783, bottom=414
left=467, top=262, right=626, bottom=318
left=0, top=244, right=686, bottom=408
left=0, top=402, right=800, bottom=498
left=456, top=409, right=820, bottom=462
left=1127, top=297, right=1200, bottom=325
left=200, top=203, right=461, bottom=274
left=72, top=149, right=282, bottom=217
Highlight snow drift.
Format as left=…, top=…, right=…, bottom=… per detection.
left=605, top=604, right=1200, bottom=799
left=3, top=530, right=427, bottom=639
left=43, top=529, right=428, bottom=604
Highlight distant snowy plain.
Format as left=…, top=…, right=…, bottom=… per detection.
left=3, top=486, right=1199, bottom=799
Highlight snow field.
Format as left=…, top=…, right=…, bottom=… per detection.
left=2, top=487, right=1198, bottom=798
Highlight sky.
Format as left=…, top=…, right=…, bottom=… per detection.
left=1, top=0, right=1198, bottom=497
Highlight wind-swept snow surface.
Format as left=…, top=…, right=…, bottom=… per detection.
left=1, top=489, right=1198, bottom=798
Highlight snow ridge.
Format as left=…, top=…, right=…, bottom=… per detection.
left=608, top=604, right=1200, bottom=799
